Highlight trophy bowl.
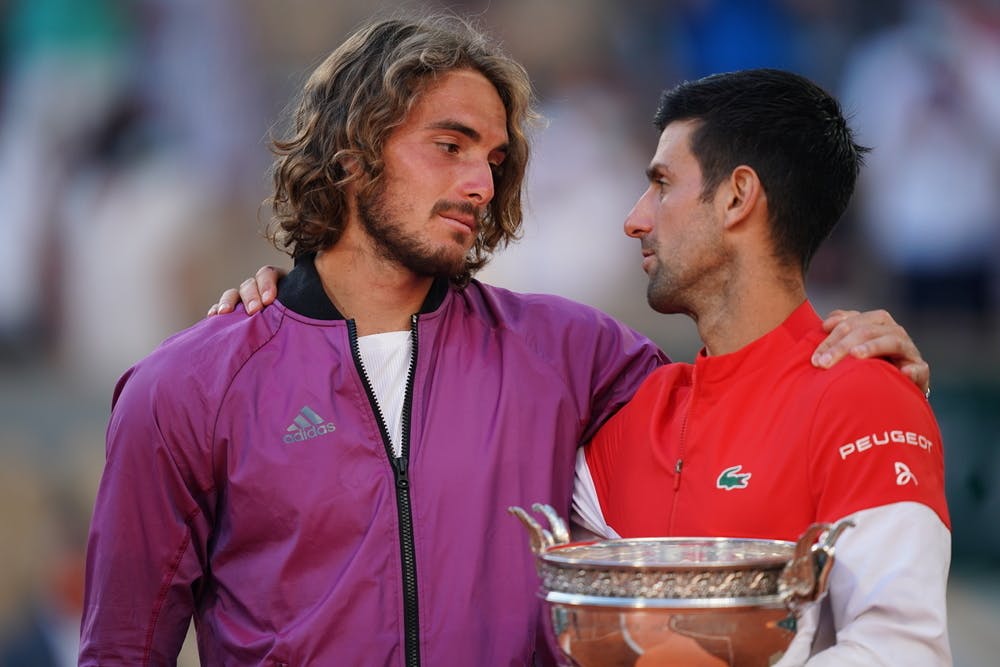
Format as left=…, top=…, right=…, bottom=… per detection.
left=510, top=504, right=852, bottom=667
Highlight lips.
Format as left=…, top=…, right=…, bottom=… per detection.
left=431, top=199, right=481, bottom=235
left=439, top=212, right=477, bottom=232
left=640, top=248, right=655, bottom=272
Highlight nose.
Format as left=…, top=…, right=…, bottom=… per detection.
left=624, top=188, right=653, bottom=238
left=462, top=159, right=496, bottom=205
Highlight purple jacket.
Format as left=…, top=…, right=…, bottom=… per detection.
left=80, top=258, right=666, bottom=666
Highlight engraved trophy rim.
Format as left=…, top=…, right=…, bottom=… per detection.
left=539, top=536, right=797, bottom=572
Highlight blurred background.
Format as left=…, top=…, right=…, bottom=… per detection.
left=0, top=0, right=996, bottom=664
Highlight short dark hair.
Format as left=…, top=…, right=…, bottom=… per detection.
left=267, top=13, right=535, bottom=285
left=654, top=68, right=868, bottom=270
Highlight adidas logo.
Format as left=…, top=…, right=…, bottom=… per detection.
left=283, top=406, right=336, bottom=443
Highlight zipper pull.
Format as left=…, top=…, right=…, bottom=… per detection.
left=395, top=456, right=410, bottom=490
left=673, top=458, right=683, bottom=491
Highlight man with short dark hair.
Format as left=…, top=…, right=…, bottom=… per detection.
left=576, top=69, right=950, bottom=665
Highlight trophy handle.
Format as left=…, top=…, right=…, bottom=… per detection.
left=778, top=519, right=855, bottom=609
left=509, top=503, right=571, bottom=554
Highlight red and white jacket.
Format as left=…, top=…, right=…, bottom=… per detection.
left=576, top=301, right=951, bottom=666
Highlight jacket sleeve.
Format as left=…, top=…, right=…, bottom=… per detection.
left=777, top=502, right=951, bottom=666
left=577, top=313, right=667, bottom=443
left=79, top=365, right=216, bottom=666
left=791, top=362, right=952, bottom=665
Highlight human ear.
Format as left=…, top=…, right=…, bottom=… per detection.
left=722, top=165, right=763, bottom=229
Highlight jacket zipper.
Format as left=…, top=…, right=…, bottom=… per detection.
left=347, top=316, right=421, bottom=667
left=669, top=366, right=696, bottom=532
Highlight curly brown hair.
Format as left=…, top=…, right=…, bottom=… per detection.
left=266, top=13, right=536, bottom=286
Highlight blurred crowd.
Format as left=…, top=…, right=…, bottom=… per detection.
left=0, top=0, right=997, bottom=664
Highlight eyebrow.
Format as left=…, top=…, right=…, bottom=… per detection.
left=427, top=120, right=509, bottom=154
left=645, top=164, right=669, bottom=182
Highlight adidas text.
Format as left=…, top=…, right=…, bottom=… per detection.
left=284, top=423, right=337, bottom=443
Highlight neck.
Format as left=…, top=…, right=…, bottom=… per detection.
left=314, top=233, right=435, bottom=337
left=694, top=262, right=806, bottom=357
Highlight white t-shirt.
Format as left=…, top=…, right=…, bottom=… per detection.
left=357, top=330, right=412, bottom=459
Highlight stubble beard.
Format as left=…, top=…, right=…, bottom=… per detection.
left=356, top=182, right=471, bottom=278
left=645, top=239, right=730, bottom=317
left=645, top=204, right=731, bottom=316
left=646, top=265, right=686, bottom=315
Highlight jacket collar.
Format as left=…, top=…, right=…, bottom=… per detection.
left=277, top=253, right=450, bottom=320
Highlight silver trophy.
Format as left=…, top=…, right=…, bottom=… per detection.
left=510, top=503, right=852, bottom=667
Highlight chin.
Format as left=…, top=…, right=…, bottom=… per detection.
left=404, top=252, right=467, bottom=278
left=649, top=302, right=680, bottom=315
left=647, top=291, right=683, bottom=315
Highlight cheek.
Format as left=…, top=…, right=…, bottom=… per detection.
left=651, top=202, right=677, bottom=237
left=380, top=168, right=430, bottom=213
left=384, top=146, right=442, bottom=186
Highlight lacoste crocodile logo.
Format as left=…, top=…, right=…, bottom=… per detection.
left=716, top=465, right=752, bottom=490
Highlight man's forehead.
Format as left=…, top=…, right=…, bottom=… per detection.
left=409, top=72, right=509, bottom=146
left=651, top=120, right=698, bottom=162
left=657, top=119, right=696, bottom=148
